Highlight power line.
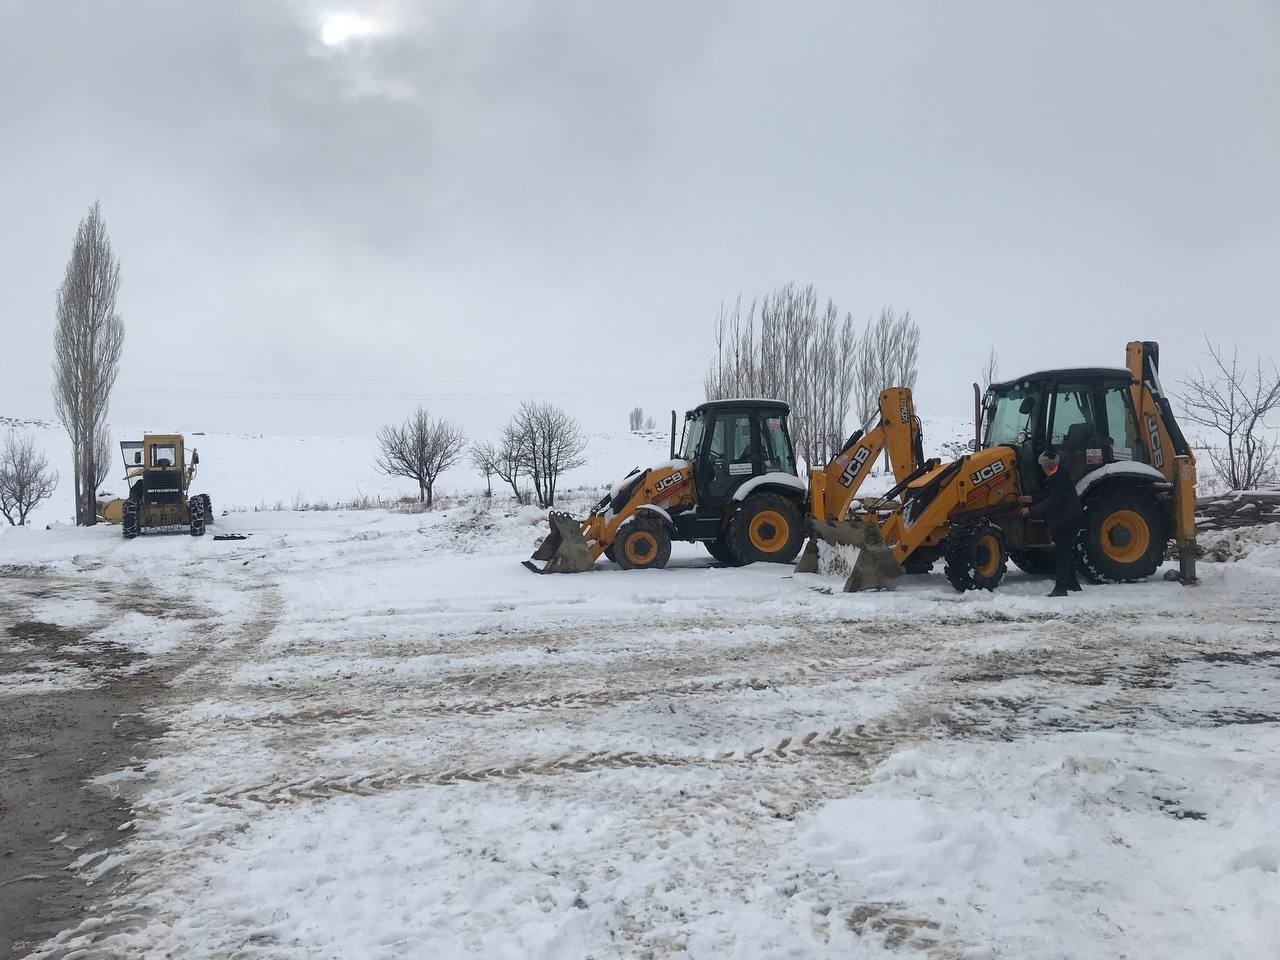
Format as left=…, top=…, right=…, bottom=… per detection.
left=0, top=360, right=701, bottom=387
left=0, top=379, right=702, bottom=403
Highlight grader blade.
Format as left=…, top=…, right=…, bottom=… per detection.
left=525, top=512, right=595, bottom=574
left=796, top=519, right=903, bottom=592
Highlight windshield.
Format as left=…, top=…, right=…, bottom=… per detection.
left=120, top=441, right=143, bottom=467
left=680, top=412, right=705, bottom=461
left=984, top=386, right=1038, bottom=447
left=150, top=443, right=178, bottom=468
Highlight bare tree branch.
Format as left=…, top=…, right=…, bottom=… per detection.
left=505, top=400, right=587, bottom=507
left=376, top=407, right=466, bottom=507
left=1177, top=338, right=1280, bottom=491
left=0, top=431, right=59, bottom=525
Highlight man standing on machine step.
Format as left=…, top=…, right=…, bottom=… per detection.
left=1020, top=449, right=1084, bottom=597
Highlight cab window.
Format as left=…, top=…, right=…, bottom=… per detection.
left=1049, top=388, right=1096, bottom=449
left=681, top=414, right=705, bottom=461
left=759, top=415, right=794, bottom=474
left=150, top=444, right=178, bottom=468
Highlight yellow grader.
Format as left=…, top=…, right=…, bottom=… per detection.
left=527, top=341, right=1198, bottom=592
left=97, top=434, right=212, bottom=538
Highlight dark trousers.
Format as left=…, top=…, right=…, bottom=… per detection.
left=1052, top=528, right=1081, bottom=592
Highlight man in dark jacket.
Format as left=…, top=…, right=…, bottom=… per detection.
left=1020, top=449, right=1084, bottom=597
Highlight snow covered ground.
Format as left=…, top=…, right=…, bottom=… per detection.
left=3, top=501, right=1278, bottom=959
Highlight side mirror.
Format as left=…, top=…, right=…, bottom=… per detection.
left=134, top=452, right=142, bottom=464
left=967, top=438, right=979, bottom=452
left=192, top=451, right=199, bottom=466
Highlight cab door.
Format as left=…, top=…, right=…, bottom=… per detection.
left=697, top=410, right=758, bottom=508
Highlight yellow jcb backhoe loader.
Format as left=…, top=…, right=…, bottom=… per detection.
left=525, top=390, right=928, bottom=577
left=805, top=340, right=1198, bottom=592
left=96, top=435, right=213, bottom=538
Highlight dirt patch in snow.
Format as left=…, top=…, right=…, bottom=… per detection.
left=0, top=578, right=163, bottom=960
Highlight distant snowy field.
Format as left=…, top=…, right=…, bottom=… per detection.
left=0, top=414, right=974, bottom=529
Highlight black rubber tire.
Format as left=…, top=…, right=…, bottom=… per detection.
left=197, top=494, right=213, bottom=524
left=614, top=514, right=671, bottom=570
left=1074, top=487, right=1168, bottom=583
left=122, top=499, right=140, bottom=539
left=604, top=543, right=617, bottom=564
left=726, top=494, right=805, bottom=566
left=903, top=551, right=935, bottom=575
left=704, top=536, right=738, bottom=565
left=943, top=521, right=1008, bottom=592
left=189, top=499, right=206, bottom=537
left=1009, top=548, right=1056, bottom=576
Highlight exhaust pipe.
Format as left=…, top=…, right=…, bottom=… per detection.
left=670, top=410, right=677, bottom=460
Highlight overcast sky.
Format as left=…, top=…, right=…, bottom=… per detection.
left=1, top=0, right=1276, bottom=441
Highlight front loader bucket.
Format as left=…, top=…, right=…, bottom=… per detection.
left=796, top=519, right=903, bottom=592
left=524, top=512, right=595, bottom=574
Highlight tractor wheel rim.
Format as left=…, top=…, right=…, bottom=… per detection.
left=1101, top=509, right=1150, bottom=564
left=975, top=534, right=1001, bottom=577
left=748, top=511, right=790, bottom=552
left=625, top=532, right=657, bottom=563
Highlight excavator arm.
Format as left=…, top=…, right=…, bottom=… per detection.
left=808, top=387, right=926, bottom=522
left=1126, top=340, right=1197, bottom=583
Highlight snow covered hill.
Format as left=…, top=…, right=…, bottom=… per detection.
left=0, top=414, right=974, bottom=530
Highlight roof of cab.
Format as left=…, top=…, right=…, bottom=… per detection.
left=989, top=368, right=1133, bottom=391
left=689, top=398, right=790, bottom=415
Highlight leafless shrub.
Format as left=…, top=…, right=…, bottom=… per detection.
left=643, top=415, right=656, bottom=431
left=629, top=407, right=645, bottom=431
left=1178, top=339, right=1279, bottom=491
left=473, top=433, right=527, bottom=504
left=468, top=442, right=496, bottom=497
left=703, top=284, right=861, bottom=466
left=376, top=407, right=466, bottom=507
left=504, top=400, right=587, bottom=508
left=0, top=431, right=59, bottom=525
left=53, top=201, right=124, bottom=525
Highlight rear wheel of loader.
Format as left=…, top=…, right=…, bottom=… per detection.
left=1009, top=549, right=1056, bottom=576
left=1075, top=487, right=1167, bottom=583
left=190, top=499, right=206, bottom=537
left=196, top=494, right=214, bottom=523
left=727, top=494, right=804, bottom=565
left=944, top=521, right=1008, bottom=592
left=122, top=499, right=140, bottom=539
left=704, top=536, right=738, bottom=566
left=615, top=515, right=671, bottom=571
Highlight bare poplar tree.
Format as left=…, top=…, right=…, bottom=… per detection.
left=629, top=407, right=644, bottom=431
left=0, top=431, right=59, bottom=525
left=376, top=407, right=466, bottom=507
left=53, top=201, right=124, bottom=525
left=1178, top=340, right=1280, bottom=491
left=506, top=400, right=587, bottom=507
left=981, top=347, right=1000, bottom=390
left=854, top=308, right=921, bottom=430
left=703, top=283, right=861, bottom=466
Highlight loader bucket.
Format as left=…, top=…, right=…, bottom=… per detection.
left=796, top=519, right=903, bottom=592
left=524, top=512, right=596, bottom=574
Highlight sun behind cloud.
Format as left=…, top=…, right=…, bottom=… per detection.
left=319, top=11, right=386, bottom=47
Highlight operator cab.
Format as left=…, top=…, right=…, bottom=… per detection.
left=982, top=367, right=1148, bottom=492
left=680, top=399, right=797, bottom=509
